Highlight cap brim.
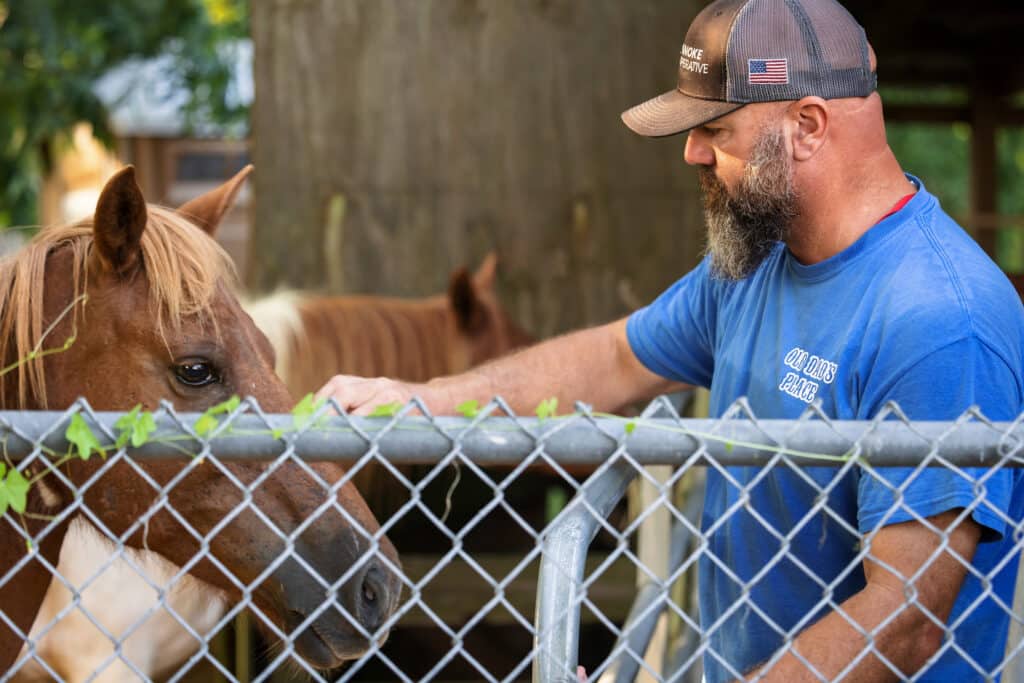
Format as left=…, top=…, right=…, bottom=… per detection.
left=621, top=89, right=744, bottom=138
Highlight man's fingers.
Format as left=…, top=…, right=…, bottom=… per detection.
left=315, top=375, right=415, bottom=416
left=314, top=374, right=357, bottom=403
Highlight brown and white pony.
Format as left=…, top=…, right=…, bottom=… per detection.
left=6, top=167, right=400, bottom=680
left=244, top=252, right=533, bottom=397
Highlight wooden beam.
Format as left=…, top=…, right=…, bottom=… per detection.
left=885, top=104, right=1024, bottom=127
left=962, top=214, right=1024, bottom=230
left=884, top=104, right=969, bottom=124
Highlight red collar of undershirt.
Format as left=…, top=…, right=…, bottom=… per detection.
left=876, top=193, right=916, bottom=225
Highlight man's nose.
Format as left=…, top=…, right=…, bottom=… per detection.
left=684, top=130, right=714, bottom=167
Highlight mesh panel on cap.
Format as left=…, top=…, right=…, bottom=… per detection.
left=726, top=0, right=873, bottom=103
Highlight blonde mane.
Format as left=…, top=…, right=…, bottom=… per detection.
left=0, top=206, right=236, bottom=409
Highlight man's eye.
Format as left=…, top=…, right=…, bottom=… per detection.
left=174, top=360, right=219, bottom=387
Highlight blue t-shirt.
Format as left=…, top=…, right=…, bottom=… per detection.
left=627, top=177, right=1024, bottom=681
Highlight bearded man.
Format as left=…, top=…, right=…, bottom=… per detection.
left=317, top=0, right=1024, bottom=679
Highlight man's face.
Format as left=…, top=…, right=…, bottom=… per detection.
left=695, top=124, right=799, bottom=281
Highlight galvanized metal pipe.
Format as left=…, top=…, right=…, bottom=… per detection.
left=533, top=459, right=638, bottom=683
left=1, top=410, right=1021, bottom=466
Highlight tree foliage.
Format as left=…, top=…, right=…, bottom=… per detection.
left=0, top=0, right=248, bottom=227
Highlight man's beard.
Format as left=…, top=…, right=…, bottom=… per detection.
left=699, top=128, right=799, bottom=281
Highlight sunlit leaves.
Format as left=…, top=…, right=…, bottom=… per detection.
left=535, top=397, right=558, bottom=421
left=66, top=413, right=104, bottom=461
left=368, top=402, right=403, bottom=418
left=114, top=404, right=157, bottom=448
left=0, top=463, right=27, bottom=516
left=291, top=393, right=325, bottom=430
left=194, top=395, right=240, bottom=436
left=456, top=400, right=480, bottom=418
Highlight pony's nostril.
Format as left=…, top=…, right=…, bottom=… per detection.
left=362, top=581, right=377, bottom=605
left=357, top=565, right=390, bottom=629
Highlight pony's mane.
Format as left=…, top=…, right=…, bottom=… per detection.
left=0, top=206, right=236, bottom=408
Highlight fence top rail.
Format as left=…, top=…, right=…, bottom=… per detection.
left=0, top=399, right=1022, bottom=467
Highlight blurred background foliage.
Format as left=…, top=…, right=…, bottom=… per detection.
left=0, top=0, right=247, bottom=227
left=883, top=84, right=1024, bottom=271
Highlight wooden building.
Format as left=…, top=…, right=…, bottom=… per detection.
left=847, top=0, right=1024, bottom=259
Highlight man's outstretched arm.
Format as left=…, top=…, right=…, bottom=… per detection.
left=315, top=317, right=688, bottom=415
left=747, top=509, right=981, bottom=682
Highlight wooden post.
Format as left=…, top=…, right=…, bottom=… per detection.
left=635, top=465, right=673, bottom=683
left=969, top=82, right=999, bottom=258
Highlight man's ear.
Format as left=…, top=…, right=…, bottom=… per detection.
left=790, top=97, right=829, bottom=161
left=177, top=164, right=253, bottom=236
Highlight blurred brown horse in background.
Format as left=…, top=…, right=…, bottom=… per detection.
left=244, top=251, right=533, bottom=397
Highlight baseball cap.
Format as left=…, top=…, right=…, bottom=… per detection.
left=622, top=0, right=877, bottom=137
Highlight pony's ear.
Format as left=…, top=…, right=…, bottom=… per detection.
left=92, top=166, right=148, bottom=275
left=177, top=164, right=253, bottom=236
left=473, top=251, right=498, bottom=290
left=448, top=266, right=488, bottom=334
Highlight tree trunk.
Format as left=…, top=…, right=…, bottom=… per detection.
left=250, top=0, right=705, bottom=337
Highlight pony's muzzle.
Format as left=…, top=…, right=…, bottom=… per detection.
left=281, top=554, right=402, bottom=667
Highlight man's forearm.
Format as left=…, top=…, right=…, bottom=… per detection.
left=316, top=318, right=685, bottom=416
left=748, top=582, right=943, bottom=682
left=422, top=319, right=682, bottom=414
left=748, top=512, right=979, bottom=682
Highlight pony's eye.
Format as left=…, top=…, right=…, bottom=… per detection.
left=174, top=360, right=219, bottom=387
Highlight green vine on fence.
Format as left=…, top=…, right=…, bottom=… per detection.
left=1, top=360, right=861, bottom=544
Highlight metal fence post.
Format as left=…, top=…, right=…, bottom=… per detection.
left=534, top=459, right=639, bottom=683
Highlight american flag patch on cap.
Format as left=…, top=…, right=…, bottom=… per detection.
left=748, top=58, right=788, bottom=84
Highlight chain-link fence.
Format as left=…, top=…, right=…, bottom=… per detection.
left=2, top=397, right=1024, bottom=682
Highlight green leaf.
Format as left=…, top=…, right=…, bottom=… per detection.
left=5, top=467, right=28, bottom=514
left=291, top=393, right=324, bottom=430
left=194, top=413, right=219, bottom=437
left=0, top=483, right=8, bottom=517
left=456, top=400, right=480, bottom=418
left=114, top=405, right=141, bottom=433
left=114, top=405, right=157, bottom=448
left=209, top=395, right=241, bottom=416
left=193, top=396, right=240, bottom=438
left=535, top=397, right=558, bottom=421
left=624, top=421, right=637, bottom=435
left=271, top=428, right=284, bottom=440
left=368, top=402, right=402, bottom=418
left=66, top=414, right=105, bottom=461
left=133, top=411, right=157, bottom=447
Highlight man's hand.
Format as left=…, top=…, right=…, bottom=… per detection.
left=315, top=375, right=424, bottom=415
